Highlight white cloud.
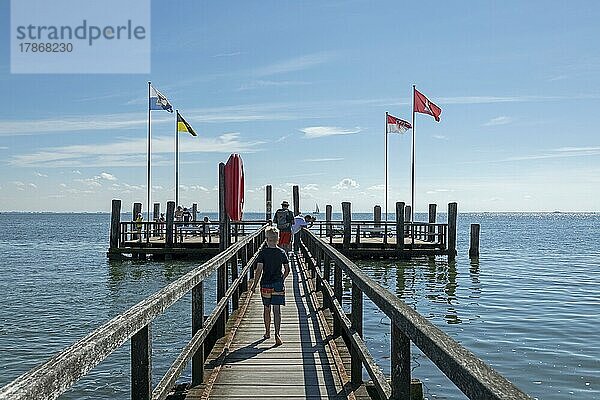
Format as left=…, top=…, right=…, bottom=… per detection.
left=11, top=133, right=264, bottom=167
left=212, top=51, right=243, bottom=58
left=303, top=184, right=319, bottom=191
left=72, top=170, right=82, bottom=175
left=432, top=135, right=447, bottom=140
left=35, top=171, right=48, bottom=177
left=332, top=178, right=360, bottom=190
left=484, top=116, right=513, bottom=126
left=255, top=52, right=334, bottom=76
left=367, top=184, right=384, bottom=191
left=301, top=157, right=344, bottom=162
left=59, top=183, right=67, bottom=188
left=28, top=183, right=37, bottom=189
left=300, top=126, right=361, bottom=139
left=99, top=172, right=117, bottom=181
left=0, top=146, right=8, bottom=150
left=238, top=80, right=310, bottom=91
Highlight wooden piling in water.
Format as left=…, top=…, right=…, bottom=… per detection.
left=326, top=204, right=332, bottom=243
left=405, top=205, right=412, bottom=222
left=293, top=185, right=300, bottom=216
left=396, top=202, right=405, bottom=252
left=448, top=202, right=458, bottom=260
left=133, top=202, right=142, bottom=221
left=469, top=223, right=480, bottom=259
left=165, top=201, right=175, bottom=252
left=342, top=202, right=351, bottom=249
left=265, top=184, right=272, bottom=221
left=191, top=282, right=204, bottom=385
left=192, top=203, right=197, bottom=222
left=218, top=163, right=230, bottom=251
left=374, top=205, right=382, bottom=228
left=428, top=203, right=437, bottom=242
left=109, top=199, right=121, bottom=252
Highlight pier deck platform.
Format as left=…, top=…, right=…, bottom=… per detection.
left=182, top=251, right=369, bottom=400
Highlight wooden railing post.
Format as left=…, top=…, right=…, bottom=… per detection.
left=216, top=261, right=226, bottom=338
left=391, top=318, right=411, bottom=400
left=351, top=284, right=363, bottom=384
left=192, top=282, right=204, bottom=386
left=266, top=184, right=272, bottom=221
left=293, top=185, right=300, bottom=216
left=315, top=247, right=322, bottom=291
left=342, top=202, right=351, bottom=250
left=131, top=325, right=152, bottom=400
left=395, top=202, right=405, bottom=252
left=469, top=223, right=480, bottom=259
left=333, top=262, right=342, bottom=336
left=240, top=246, right=248, bottom=292
left=448, top=202, right=458, bottom=260
left=110, top=199, right=121, bottom=251
left=326, top=204, right=333, bottom=244
left=231, top=255, right=239, bottom=310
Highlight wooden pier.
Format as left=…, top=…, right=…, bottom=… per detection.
left=1, top=222, right=530, bottom=400
left=108, top=185, right=459, bottom=261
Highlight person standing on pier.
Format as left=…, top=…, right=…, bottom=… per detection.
left=135, top=212, right=143, bottom=242
left=273, top=200, right=294, bottom=252
left=292, top=214, right=315, bottom=251
left=251, top=226, right=290, bottom=346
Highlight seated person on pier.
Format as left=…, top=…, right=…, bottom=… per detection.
left=251, top=227, right=290, bottom=347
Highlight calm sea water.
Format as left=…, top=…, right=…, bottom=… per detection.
left=0, top=212, right=598, bottom=399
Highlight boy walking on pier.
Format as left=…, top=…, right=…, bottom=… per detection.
left=251, top=227, right=290, bottom=346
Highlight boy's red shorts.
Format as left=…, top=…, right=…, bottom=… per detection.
left=278, top=231, right=292, bottom=246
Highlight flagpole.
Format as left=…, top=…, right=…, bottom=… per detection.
left=175, top=110, right=179, bottom=207
left=147, top=81, right=152, bottom=223
left=411, top=85, right=416, bottom=245
left=384, top=111, right=388, bottom=242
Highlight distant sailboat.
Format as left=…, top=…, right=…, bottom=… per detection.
left=314, top=203, right=320, bottom=214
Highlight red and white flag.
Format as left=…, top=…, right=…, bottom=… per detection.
left=413, top=88, right=442, bottom=122
left=387, top=114, right=412, bottom=133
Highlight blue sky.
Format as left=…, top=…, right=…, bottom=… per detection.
left=1, top=0, right=599, bottom=213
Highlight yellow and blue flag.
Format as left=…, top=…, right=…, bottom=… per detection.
left=177, top=111, right=197, bottom=136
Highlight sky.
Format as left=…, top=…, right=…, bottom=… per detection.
left=1, top=0, right=599, bottom=213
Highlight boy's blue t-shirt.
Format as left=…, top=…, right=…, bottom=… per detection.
left=257, top=246, right=289, bottom=285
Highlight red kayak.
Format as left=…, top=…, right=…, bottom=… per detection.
left=224, top=153, right=244, bottom=221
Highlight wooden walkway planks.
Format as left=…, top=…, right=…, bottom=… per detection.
left=184, top=251, right=370, bottom=400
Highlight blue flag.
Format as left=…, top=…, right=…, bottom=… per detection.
left=149, top=85, right=173, bottom=112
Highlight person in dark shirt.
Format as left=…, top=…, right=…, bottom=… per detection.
left=251, top=226, right=290, bottom=346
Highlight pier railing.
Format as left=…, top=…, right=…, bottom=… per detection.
left=299, top=229, right=531, bottom=400
left=312, top=220, right=448, bottom=247
left=0, top=225, right=267, bottom=400
left=118, top=220, right=265, bottom=245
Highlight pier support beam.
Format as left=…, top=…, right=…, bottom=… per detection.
left=342, top=202, right=351, bottom=250
left=265, top=185, right=272, bottom=221
left=395, top=202, right=405, bottom=253
left=131, top=325, right=152, bottom=400
left=109, top=199, right=121, bottom=252
left=192, top=283, right=204, bottom=386
left=448, top=202, right=458, bottom=260
left=165, top=201, right=175, bottom=256
left=374, top=205, right=382, bottom=228
left=293, top=185, right=300, bottom=216
left=428, top=203, right=437, bottom=242
left=469, top=223, right=480, bottom=259
left=219, top=162, right=231, bottom=251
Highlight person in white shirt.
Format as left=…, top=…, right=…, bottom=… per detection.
left=292, top=214, right=314, bottom=250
